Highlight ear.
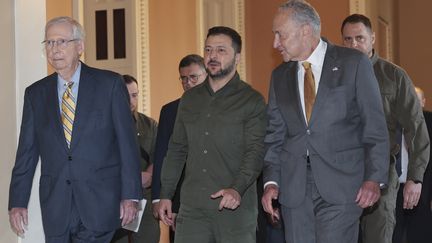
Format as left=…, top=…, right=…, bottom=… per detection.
left=371, top=31, right=376, bottom=45
left=235, top=53, right=241, bottom=65
left=77, top=39, right=85, bottom=55
left=302, top=24, right=312, bottom=37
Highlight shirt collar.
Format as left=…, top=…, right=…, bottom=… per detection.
left=204, top=72, right=241, bottom=96
left=300, top=38, right=327, bottom=69
left=57, top=62, right=82, bottom=87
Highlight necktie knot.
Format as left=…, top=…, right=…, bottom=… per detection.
left=302, top=61, right=312, bottom=70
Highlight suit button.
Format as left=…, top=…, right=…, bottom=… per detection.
left=66, top=180, right=71, bottom=185
left=68, top=156, right=72, bottom=161
left=306, top=129, right=311, bottom=135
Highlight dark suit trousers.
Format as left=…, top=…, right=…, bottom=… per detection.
left=46, top=196, right=115, bottom=243
left=281, top=166, right=362, bottom=243
left=393, top=183, right=432, bottom=243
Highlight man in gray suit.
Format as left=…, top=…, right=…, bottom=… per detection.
left=261, top=1, right=389, bottom=243
left=8, top=17, right=142, bottom=243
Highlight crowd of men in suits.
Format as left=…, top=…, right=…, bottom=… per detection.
left=8, top=0, right=431, bottom=243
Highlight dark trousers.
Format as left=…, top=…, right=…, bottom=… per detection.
left=393, top=183, right=432, bottom=243
left=46, top=197, right=115, bottom=243
left=281, top=166, right=362, bottom=243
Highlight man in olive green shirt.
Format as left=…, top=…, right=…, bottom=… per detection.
left=341, top=14, right=430, bottom=243
left=158, top=26, right=267, bottom=243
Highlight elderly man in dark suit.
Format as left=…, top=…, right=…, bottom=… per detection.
left=261, top=1, right=389, bottom=243
left=8, top=16, right=142, bottom=243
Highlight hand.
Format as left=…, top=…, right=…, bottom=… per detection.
left=356, top=180, right=380, bottom=208
left=403, top=180, right=422, bottom=209
left=158, top=199, right=174, bottom=226
left=261, top=184, right=279, bottom=217
left=141, top=171, right=152, bottom=188
left=152, top=201, right=160, bottom=219
left=211, top=188, right=241, bottom=210
left=120, top=200, right=139, bottom=226
left=170, top=213, right=178, bottom=231
left=266, top=208, right=281, bottom=227
left=9, top=208, right=28, bottom=237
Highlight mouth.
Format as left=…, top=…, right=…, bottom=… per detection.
left=207, top=61, right=221, bottom=67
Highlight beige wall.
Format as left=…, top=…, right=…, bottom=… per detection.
left=46, top=0, right=73, bottom=74
left=398, top=0, right=432, bottom=110
left=148, top=0, right=200, bottom=119
left=0, top=0, right=17, bottom=242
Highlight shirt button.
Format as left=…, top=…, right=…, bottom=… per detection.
left=207, top=114, right=211, bottom=118
left=202, top=169, right=207, bottom=172
left=205, top=131, right=209, bottom=135
left=306, top=129, right=311, bottom=135
left=203, top=150, right=208, bottom=154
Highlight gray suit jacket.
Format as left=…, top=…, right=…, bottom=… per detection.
left=8, top=63, right=143, bottom=236
left=263, top=41, right=389, bottom=207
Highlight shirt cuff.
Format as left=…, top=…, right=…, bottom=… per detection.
left=152, top=199, right=161, bottom=203
left=264, top=181, right=279, bottom=189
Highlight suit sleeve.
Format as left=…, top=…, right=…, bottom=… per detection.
left=9, top=88, right=40, bottom=209
left=263, top=74, right=287, bottom=187
left=356, top=55, right=390, bottom=184
left=111, top=75, right=143, bottom=200
left=160, top=100, right=188, bottom=200
left=151, top=106, right=172, bottom=200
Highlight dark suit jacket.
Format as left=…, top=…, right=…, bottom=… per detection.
left=8, top=63, right=143, bottom=237
left=421, top=110, right=432, bottom=204
left=263, top=41, right=389, bottom=207
left=151, top=99, right=183, bottom=212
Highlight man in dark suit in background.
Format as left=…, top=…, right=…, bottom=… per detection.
left=262, top=1, right=389, bottom=243
left=8, top=16, right=142, bottom=243
left=151, top=54, right=207, bottom=241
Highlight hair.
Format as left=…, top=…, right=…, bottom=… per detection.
left=279, top=0, right=321, bottom=36
left=178, top=54, right=205, bottom=70
left=341, top=14, right=373, bottom=33
left=206, top=26, right=242, bottom=54
left=123, top=74, right=138, bottom=85
left=45, top=16, right=85, bottom=40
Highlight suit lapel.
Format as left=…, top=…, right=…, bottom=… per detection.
left=70, top=64, right=97, bottom=150
left=309, top=42, right=341, bottom=127
left=276, top=62, right=307, bottom=128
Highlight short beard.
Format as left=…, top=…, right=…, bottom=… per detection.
left=206, top=58, right=236, bottom=81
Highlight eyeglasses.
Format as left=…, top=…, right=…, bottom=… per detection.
left=179, top=73, right=204, bottom=83
left=42, top=39, right=78, bottom=50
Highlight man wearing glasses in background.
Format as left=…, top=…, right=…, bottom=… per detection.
left=8, top=16, right=142, bottom=243
left=151, top=54, right=207, bottom=242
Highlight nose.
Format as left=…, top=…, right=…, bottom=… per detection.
left=208, top=49, right=217, bottom=59
left=273, top=35, right=280, bottom=49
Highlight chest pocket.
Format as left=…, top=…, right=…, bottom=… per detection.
left=215, top=114, right=244, bottom=146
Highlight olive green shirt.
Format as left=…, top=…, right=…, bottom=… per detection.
left=160, top=73, right=267, bottom=210
left=134, top=112, right=158, bottom=171
left=371, top=50, right=430, bottom=182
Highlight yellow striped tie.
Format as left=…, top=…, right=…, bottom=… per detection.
left=61, top=82, right=76, bottom=148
